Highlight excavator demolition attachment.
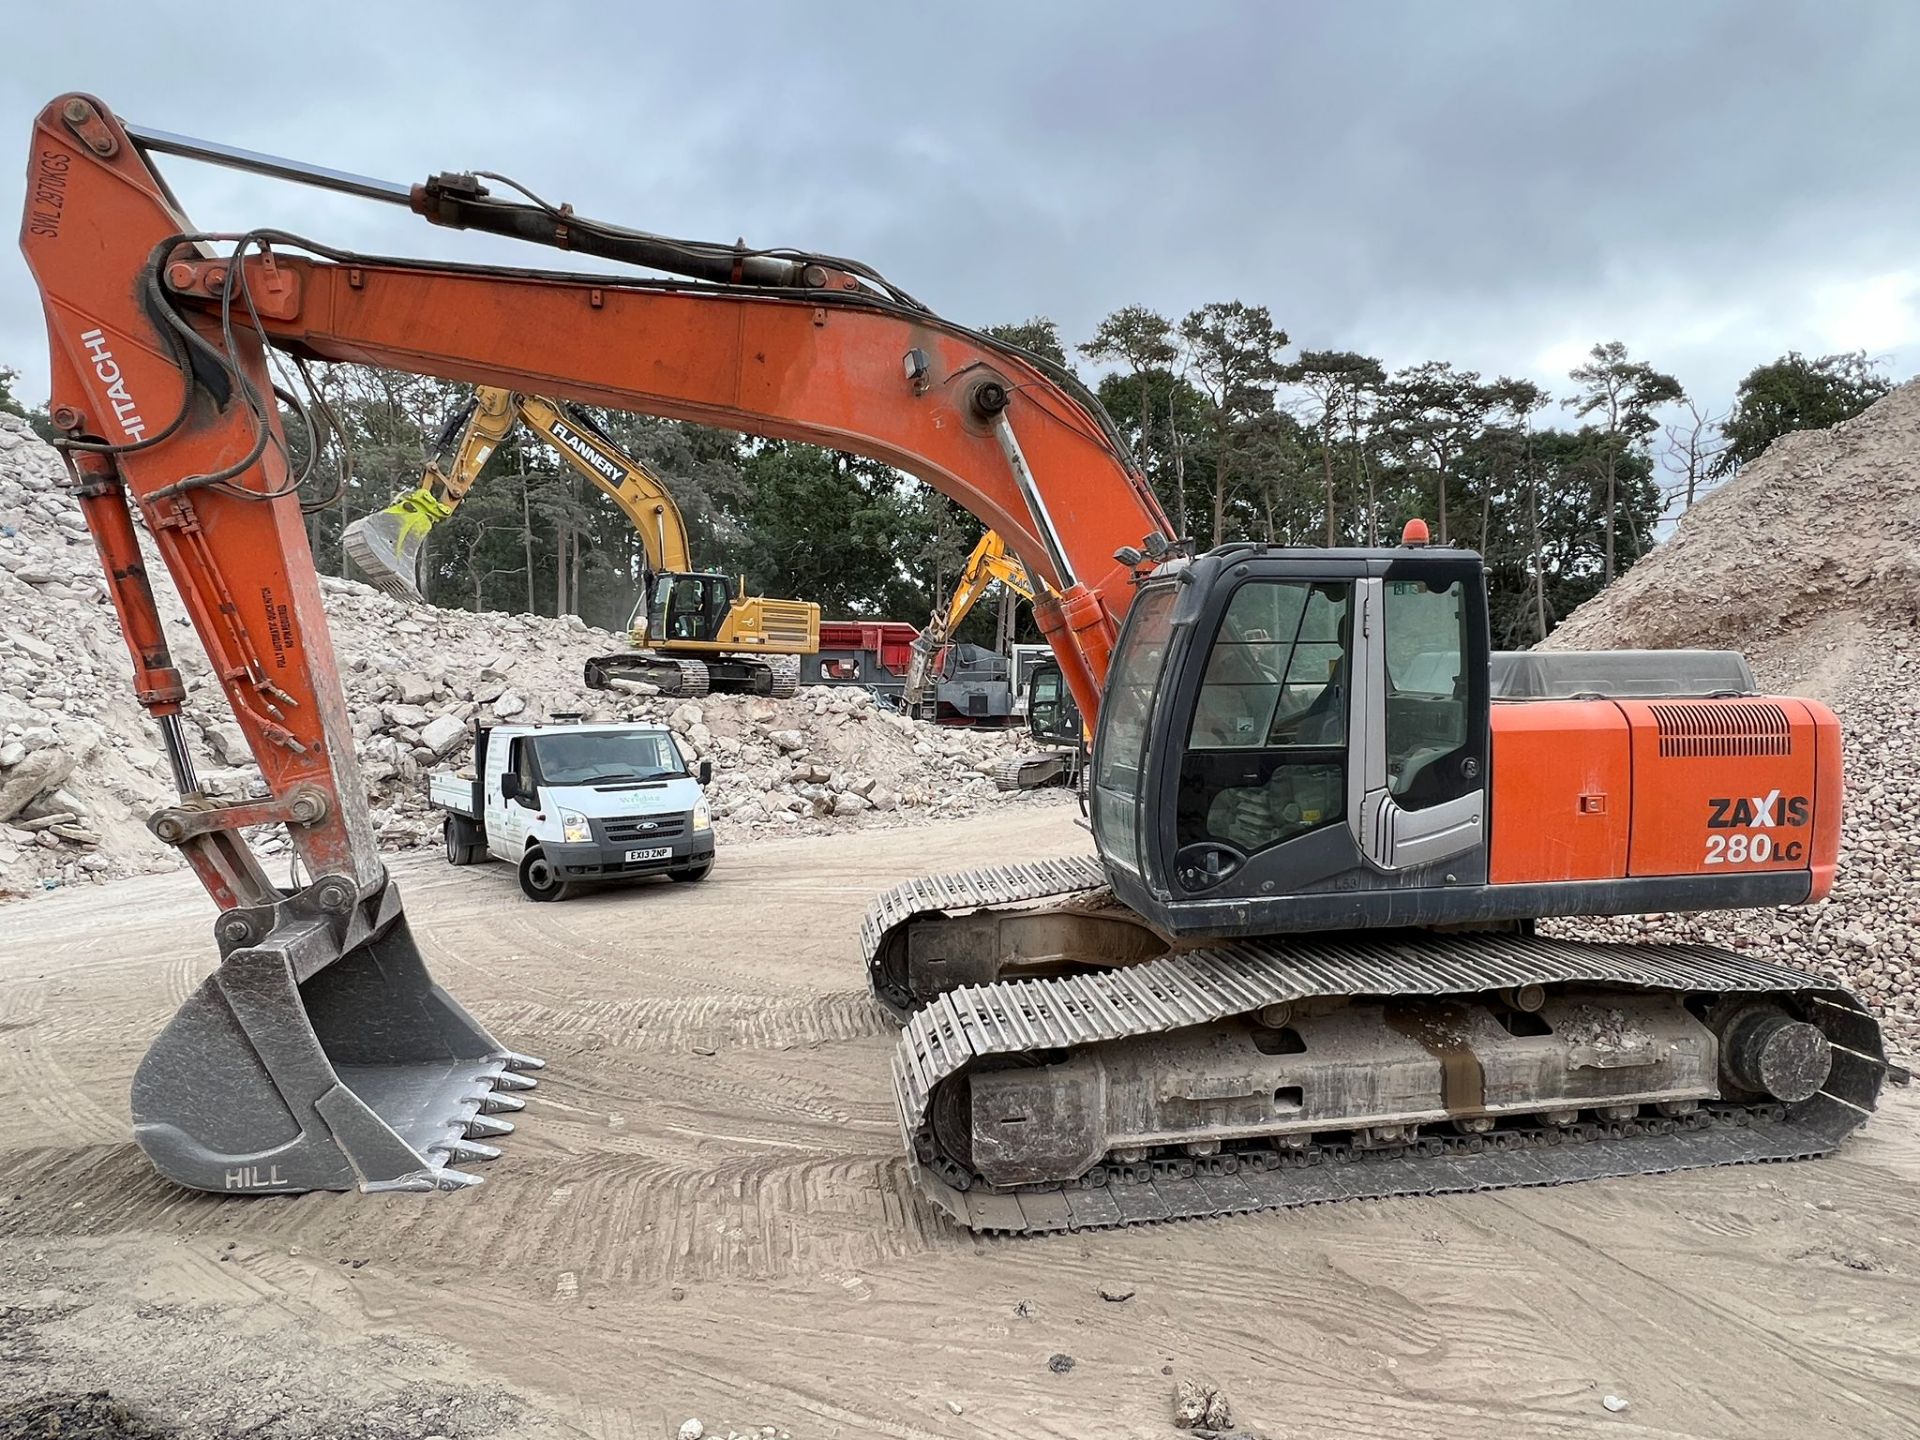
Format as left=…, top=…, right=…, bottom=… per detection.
left=343, top=392, right=504, bottom=602
left=341, top=490, right=443, bottom=602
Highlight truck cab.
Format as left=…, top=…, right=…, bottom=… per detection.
left=430, top=720, right=716, bottom=901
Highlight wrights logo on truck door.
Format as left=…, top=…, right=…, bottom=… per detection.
left=1704, top=788, right=1809, bottom=865
left=78, top=328, right=147, bottom=442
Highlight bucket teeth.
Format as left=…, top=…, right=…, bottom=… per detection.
left=445, top=1140, right=502, bottom=1164
left=428, top=1167, right=484, bottom=1190
left=501, top=1051, right=546, bottom=1073
left=464, top=1114, right=516, bottom=1139
left=491, top=1071, right=538, bottom=1092
left=479, top=1091, right=526, bottom=1114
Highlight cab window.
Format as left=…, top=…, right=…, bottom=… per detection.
left=1384, top=578, right=1467, bottom=807
left=511, top=739, right=538, bottom=802
left=1177, top=581, right=1350, bottom=858
left=1090, top=586, right=1177, bottom=874
left=1029, top=668, right=1062, bottom=735
left=668, top=578, right=707, bottom=639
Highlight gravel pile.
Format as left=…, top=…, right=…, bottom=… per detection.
left=1543, top=381, right=1920, bottom=1054
left=0, top=414, right=1056, bottom=901
left=1546, top=380, right=1920, bottom=655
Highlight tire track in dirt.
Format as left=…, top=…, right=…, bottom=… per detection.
left=1, top=1135, right=963, bottom=1285
left=1503, top=1197, right=1920, bottom=1435
left=0, top=982, right=128, bottom=1147
left=486, top=989, right=894, bottom=1052
left=161, top=947, right=211, bottom=1009
left=11, top=816, right=1920, bottom=1440
left=528, top=1050, right=891, bottom=1134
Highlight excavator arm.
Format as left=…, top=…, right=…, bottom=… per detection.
left=903, top=529, right=1038, bottom=708
left=18, top=94, right=1168, bottom=1196
left=343, top=387, right=694, bottom=602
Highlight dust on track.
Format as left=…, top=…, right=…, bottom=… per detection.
left=3, top=807, right=1918, bottom=1439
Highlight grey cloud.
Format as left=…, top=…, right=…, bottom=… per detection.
left=4, top=1, right=1916, bottom=418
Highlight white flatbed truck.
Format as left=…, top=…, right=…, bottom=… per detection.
left=428, top=719, right=715, bottom=901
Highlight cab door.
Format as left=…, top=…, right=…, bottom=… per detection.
left=1027, top=663, right=1072, bottom=744
left=1346, top=561, right=1488, bottom=872
left=485, top=736, right=537, bottom=858
left=656, top=574, right=732, bottom=646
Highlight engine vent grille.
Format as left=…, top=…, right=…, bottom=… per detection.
left=757, top=600, right=818, bottom=647
left=1650, top=700, right=1792, bottom=758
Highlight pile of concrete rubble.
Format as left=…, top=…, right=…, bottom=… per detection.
left=1545, top=380, right=1920, bottom=1053
left=0, top=413, right=1056, bottom=901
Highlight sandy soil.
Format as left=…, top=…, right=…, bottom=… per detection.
left=2, top=808, right=1917, bottom=1439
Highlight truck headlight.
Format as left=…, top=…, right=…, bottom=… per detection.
left=692, top=800, right=711, bottom=832
left=560, top=809, right=592, bottom=844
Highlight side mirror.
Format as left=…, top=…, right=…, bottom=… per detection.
left=698, top=760, right=713, bottom=786
left=500, top=773, right=521, bottom=802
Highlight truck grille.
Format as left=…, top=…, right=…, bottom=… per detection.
left=598, top=814, right=687, bottom=844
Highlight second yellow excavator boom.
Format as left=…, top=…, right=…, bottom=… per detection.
left=902, top=528, right=1037, bottom=708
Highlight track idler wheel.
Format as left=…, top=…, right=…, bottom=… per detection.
left=1716, top=1003, right=1833, bottom=1103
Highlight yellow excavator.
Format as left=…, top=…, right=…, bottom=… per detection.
left=903, top=528, right=1037, bottom=713
left=344, top=388, right=818, bottom=697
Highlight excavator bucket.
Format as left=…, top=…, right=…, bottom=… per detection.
left=131, top=879, right=540, bottom=1194
left=342, top=498, right=431, bottom=602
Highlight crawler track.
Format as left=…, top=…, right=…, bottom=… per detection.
left=861, top=855, right=1108, bottom=1019
left=862, top=860, right=1887, bottom=1233
left=994, top=752, right=1069, bottom=791
left=583, top=653, right=711, bottom=696
left=764, top=654, right=802, bottom=698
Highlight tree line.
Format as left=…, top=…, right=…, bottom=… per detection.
left=0, top=336, right=1897, bottom=648
left=1002, top=316, right=1892, bottom=646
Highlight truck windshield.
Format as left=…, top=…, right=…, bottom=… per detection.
left=531, top=732, right=687, bottom=785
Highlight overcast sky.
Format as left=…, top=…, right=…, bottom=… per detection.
left=6, top=2, right=1917, bottom=429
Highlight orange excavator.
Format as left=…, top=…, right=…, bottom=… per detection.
left=22, top=95, right=1884, bottom=1227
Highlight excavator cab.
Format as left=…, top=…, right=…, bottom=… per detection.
left=639, top=571, right=736, bottom=646
left=1093, top=541, right=1490, bottom=939
left=1025, top=660, right=1082, bottom=749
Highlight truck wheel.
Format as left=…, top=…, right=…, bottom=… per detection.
left=671, top=860, right=714, bottom=884
left=444, top=816, right=485, bottom=866
left=518, top=847, right=573, bottom=902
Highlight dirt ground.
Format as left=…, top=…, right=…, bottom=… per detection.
left=2, top=807, right=1917, bottom=1440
